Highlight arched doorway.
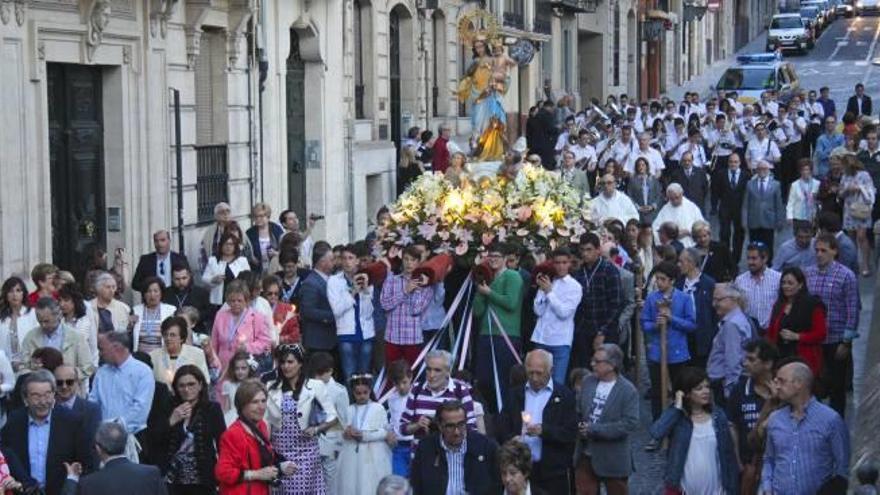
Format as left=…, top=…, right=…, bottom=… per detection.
left=286, top=31, right=307, bottom=220
left=627, top=10, right=637, bottom=98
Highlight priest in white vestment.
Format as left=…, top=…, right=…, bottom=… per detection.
left=589, top=173, right=640, bottom=225
left=652, top=182, right=705, bottom=247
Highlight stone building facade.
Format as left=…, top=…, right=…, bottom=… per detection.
left=0, top=0, right=585, bottom=278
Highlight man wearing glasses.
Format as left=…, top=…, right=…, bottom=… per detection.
left=54, top=364, right=101, bottom=456
left=410, top=400, right=501, bottom=495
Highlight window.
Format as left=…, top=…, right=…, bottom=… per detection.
left=613, top=5, right=621, bottom=86
left=432, top=11, right=446, bottom=117
left=194, top=27, right=228, bottom=145
left=195, top=145, right=229, bottom=224
left=354, top=0, right=365, bottom=119
left=504, top=0, right=525, bottom=29
left=353, top=0, right=373, bottom=119
left=563, top=29, right=572, bottom=92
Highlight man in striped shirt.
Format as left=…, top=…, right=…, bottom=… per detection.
left=399, top=350, right=476, bottom=442
left=734, top=242, right=781, bottom=331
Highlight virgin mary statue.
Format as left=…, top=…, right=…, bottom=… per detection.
left=457, top=35, right=511, bottom=162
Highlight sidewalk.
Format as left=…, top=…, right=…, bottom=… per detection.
left=664, top=31, right=769, bottom=101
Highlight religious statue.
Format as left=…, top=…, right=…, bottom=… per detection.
left=456, top=9, right=521, bottom=163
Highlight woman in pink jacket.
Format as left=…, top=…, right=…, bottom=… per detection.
left=211, top=279, right=272, bottom=391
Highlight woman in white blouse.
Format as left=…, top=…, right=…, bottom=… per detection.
left=130, top=277, right=176, bottom=354
left=0, top=277, right=38, bottom=371
left=58, top=284, right=98, bottom=366
left=149, top=316, right=212, bottom=389
left=202, top=232, right=251, bottom=306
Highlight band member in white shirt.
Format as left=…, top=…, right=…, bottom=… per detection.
left=746, top=121, right=782, bottom=171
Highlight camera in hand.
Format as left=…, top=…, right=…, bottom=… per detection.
left=309, top=214, right=324, bottom=221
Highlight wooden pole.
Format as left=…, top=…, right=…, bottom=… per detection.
left=633, top=265, right=645, bottom=388
left=658, top=296, right=671, bottom=413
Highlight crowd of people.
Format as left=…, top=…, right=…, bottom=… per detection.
left=0, top=82, right=876, bottom=495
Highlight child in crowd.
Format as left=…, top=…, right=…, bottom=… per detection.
left=338, top=374, right=393, bottom=495
left=385, top=359, right=413, bottom=477
left=453, top=369, right=488, bottom=434
left=220, top=350, right=257, bottom=425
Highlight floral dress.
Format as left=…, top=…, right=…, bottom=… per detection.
left=271, top=393, right=324, bottom=494
left=841, top=170, right=876, bottom=230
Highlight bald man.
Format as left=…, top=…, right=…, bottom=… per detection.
left=496, top=350, right=577, bottom=495
left=760, top=362, right=850, bottom=495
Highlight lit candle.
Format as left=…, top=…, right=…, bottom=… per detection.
left=521, top=411, right=531, bottom=425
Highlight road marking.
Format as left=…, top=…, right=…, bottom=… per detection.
left=830, top=61, right=844, bottom=66
left=865, top=26, right=873, bottom=31
left=858, top=41, right=869, bottom=46
left=857, top=60, right=870, bottom=66
left=861, top=20, right=880, bottom=86
left=830, top=24, right=857, bottom=60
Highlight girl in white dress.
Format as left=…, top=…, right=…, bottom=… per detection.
left=220, top=351, right=258, bottom=425
left=337, top=375, right=392, bottom=495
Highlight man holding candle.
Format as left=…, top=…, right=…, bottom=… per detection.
left=496, top=349, right=577, bottom=495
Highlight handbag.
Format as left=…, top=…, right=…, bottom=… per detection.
left=850, top=200, right=872, bottom=220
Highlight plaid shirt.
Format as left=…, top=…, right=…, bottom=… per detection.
left=805, top=261, right=859, bottom=344
left=380, top=273, right=433, bottom=345
left=734, top=268, right=781, bottom=330
left=574, top=259, right=623, bottom=340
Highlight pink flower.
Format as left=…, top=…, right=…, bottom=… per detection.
left=418, top=223, right=438, bottom=239
left=516, top=206, right=532, bottom=222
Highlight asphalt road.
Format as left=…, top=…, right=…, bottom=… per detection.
left=625, top=14, right=878, bottom=493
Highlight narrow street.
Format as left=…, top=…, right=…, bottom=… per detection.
left=627, top=15, right=879, bottom=493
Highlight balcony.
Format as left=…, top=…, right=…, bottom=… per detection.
left=504, top=11, right=526, bottom=29
left=195, top=144, right=229, bottom=224
left=550, top=0, right=599, bottom=13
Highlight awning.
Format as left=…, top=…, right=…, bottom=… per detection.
left=646, top=9, right=678, bottom=23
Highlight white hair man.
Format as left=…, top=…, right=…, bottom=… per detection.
left=398, top=350, right=476, bottom=444
left=495, top=349, right=578, bottom=494
left=652, top=182, right=706, bottom=247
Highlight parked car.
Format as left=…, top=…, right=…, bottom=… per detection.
left=714, top=53, right=802, bottom=105
left=766, top=13, right=812, bottom=53
left=837, top=0, right=855, bottom=16
left=800, top=6, right=824, bottom=39
left=803, top=0, right=832, bottom=25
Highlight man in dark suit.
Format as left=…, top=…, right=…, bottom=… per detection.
left=714, top=152, right=750, bottom=265
left=54, top=365, right=101, bottom=457
left=533, top=100, right=560, bottom=170
left=61, top=422, right=167, bottom=495
left=670, top=151, right=709, bottom=214
left=845, top=82, right=872, bottom=118
left=411, top=400, right=501, bottom=495
left=496, top=349, right=577, bottom=494
left=131, top=230, right=188, bottom=293
left=743, top=160, right=785, bottom=264
left=1, top=370, right=94, bottom=495
left=299, top=242, right=337, bottom=351
left=161, top=264, right=213, bottom=334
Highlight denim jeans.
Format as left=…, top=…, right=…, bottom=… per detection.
left=392, top=442, right=412, bottom=477
left=534, top=343, right=571, bottom=384
left=339, top=339, right=374, bottom=381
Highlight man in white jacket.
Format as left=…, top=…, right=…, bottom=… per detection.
left=327, top=244, right=375, bottom=382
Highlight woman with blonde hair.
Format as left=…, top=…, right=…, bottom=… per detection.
left=445, top=151, right=469, bottom=187
left=839, top=153, right=876, bottom=275
left=245, top=203, right=285, bottom=275
left=397, top=146, right=423, bottom=195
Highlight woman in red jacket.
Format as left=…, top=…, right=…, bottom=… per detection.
left=766, top=267, right=827, bottom=375
left=215, top=380, right=295, bottom=495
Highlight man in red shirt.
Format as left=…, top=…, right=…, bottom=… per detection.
left=431, top=125, right=451, bottom=173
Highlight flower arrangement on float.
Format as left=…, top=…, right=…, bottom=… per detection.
left=378, top=164, right=592, bottom=259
